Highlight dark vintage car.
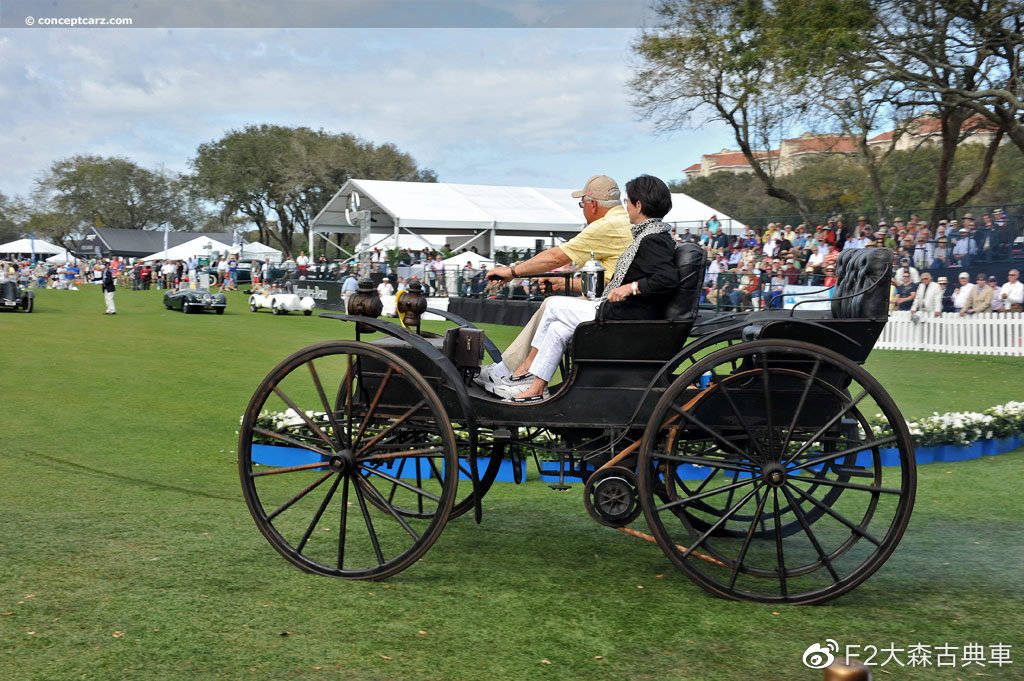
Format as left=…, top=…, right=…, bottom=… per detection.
left=163, top=286, right=226, bottom=314
left=0, top=280, right=34, bottom=312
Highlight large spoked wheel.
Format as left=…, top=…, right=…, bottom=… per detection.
left=239, top=341, right=458, bottom=580
left=638, top=339, right=916, bottom=604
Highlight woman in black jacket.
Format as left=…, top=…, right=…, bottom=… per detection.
left=507, top=175, right=680, bottom=402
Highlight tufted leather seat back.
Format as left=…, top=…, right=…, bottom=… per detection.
left=831, top=248, right=892, bottom=319
left=663, top=242, right=708, bottom=320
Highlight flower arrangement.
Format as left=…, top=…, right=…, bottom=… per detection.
left=871, top=400, right=1024, bottom=447
left=251, top=409, right=332, bottom=445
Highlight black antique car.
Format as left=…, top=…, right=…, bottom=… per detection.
left=163, top=287, right=226, bottom=314
left=238, top=248, right=915, bottom=605
left=0, top=280, right=34, bottom=312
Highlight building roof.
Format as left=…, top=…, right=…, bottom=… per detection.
left=79, top=228, right=237, bottom=257
left=684, top=163, right=702, bottom=172
left=784, top=134, right=858, bottom=154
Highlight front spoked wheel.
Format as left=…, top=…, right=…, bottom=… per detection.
left=638, top=339, right=916, bottom=604
left=239, top=341, right=457, bottom=580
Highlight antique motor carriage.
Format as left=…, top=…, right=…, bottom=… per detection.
left=238, top=248, right=915, bottom=604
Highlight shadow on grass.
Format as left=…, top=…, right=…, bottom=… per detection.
left=23, top=450, right=239, bottom=502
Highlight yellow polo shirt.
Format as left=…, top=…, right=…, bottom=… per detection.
left=559, top=204, right=632, bottom=278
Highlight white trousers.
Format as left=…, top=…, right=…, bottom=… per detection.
left=529, top=297, right=599, bottom=382
left=104, top=291, right=116, bottom=313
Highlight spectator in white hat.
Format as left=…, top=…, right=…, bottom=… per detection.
left=951, top=272, right=974, bottom=312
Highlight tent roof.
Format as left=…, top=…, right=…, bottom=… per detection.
left=239, top=241, right=282, bottom=255
left=80, top=228, right=237, bottom=257
left=0, top=238, right=65, bottom=255
left=141, top=236, right=233, bottom=261
left=441, top=251, right=494, bottom=268
left=312, top=179, right=745, bottom=238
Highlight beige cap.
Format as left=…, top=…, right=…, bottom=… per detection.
left=571, top=175, right=620, bottom=201
left=937, top=276, right=948, bottom=283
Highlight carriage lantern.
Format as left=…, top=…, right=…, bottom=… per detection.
left=346, top=279, right=382, bottom=333
left=580, top=251, right=605, bottom=300
left=397, top=279, right=428, bottom=331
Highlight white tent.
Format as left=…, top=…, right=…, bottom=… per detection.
left=141, top=236, right=233, bottom=261
left=310, top=179, right=747, bottom=256
left=238, top=241, right=283, bottom=263
left=0, top=238, right=65, bottom=256
left=45, top=249, right=78, bottom=264
left=441, top=251, right=494, bottom=268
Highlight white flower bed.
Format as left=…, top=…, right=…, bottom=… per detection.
left=872, top=400, right=1024, bottom=447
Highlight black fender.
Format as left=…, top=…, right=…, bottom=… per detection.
left=319, top=313, right=476, bottom=426
left=740, top=318, right=867, bottom=362
left=424, top=307, right=503, bottom=363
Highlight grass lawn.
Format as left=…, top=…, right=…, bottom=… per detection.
left=1, top=287, right=1021, bottom=681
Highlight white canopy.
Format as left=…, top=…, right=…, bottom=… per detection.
left=141, top=236, right=233, bottom=261
left=45, top=250, right=78, bottom=264
left=0, top=238, right=65, bottom=255
left=311, top=179, right=746, bottom=242
left=238, top=241, right=283, bottom=262
left=442, top=251, right=494, bottom=268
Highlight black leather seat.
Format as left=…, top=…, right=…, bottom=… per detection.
left=570, top=243, right=708, bottom=362
left=831, top=247, right=892, bottom=318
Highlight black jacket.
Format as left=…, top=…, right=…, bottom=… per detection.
left=102, top=269, right=115, bottom=293
left=600, top=232, right=680, bottom=321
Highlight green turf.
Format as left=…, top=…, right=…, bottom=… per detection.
left=1, top=287, right=1021, bottom=680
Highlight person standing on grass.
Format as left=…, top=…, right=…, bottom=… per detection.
left=101, top=260, right=116, bottom=315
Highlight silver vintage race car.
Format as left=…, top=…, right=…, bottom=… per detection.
left=248, top=290, right=315, bottom=316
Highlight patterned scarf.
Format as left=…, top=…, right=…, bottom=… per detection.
left=601, top=217, right=673, bottom=300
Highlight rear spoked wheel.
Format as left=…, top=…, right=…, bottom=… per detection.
left=638, top=339, right=915, bottom=604
left=239, top=341, right=457, bottom=580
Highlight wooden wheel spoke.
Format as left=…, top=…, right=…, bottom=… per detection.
left=252, top=427, right=332, bottom=461
left=307, top=360, right=344, bottom=447
left=296, top=474, right=342, bottom=552
left=728, top=483, right=771, bottom=589
left=787, top=436, right=897, bottom=472
left=780, top=359, right=820, bottom=458
left=656, top=477, right=755, bottom=512
left=783, top=389, right=869, bottom=465
left=717, top=383, right=769, bottom=460
left=272, top=386, right=335, bottom=450
left=681, top=486, right=761, bottom=560
left=352, top=473, right=385, bottom=565
left=338, top=475, right=349, bottom=569
left=360, top=465, right=441, bottom=503
left=771, top=488, right=787, bottom=597
left=787, top=475, right=901, bottom=495
left=655, top=452, right=758, bottom=473
left=781, top=484, right=841, bottom=581
left=688, top=467, right=720, bottom=495
left=267, top=471, right=334, bottom=521
left=353, top=368, right=394, bottom=447
left=785, top=482, right=883, bottom=546
left=356, top=400, right=428, bottom=455
left=359, top=447, right=446, bottom=462
left=251, top=459, right=330, bottom=477
left=670, top=404, right=749, bottom=460
left=356, top=475, right=421, bottom=541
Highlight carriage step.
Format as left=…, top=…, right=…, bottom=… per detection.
left=491, top=428, right=512, bottom=443
left=547, top=483, right=572, bottom=491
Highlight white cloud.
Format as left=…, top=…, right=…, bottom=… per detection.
left=0, top=28, right=736, bottom=199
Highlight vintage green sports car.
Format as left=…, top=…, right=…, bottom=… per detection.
left=163, top=287, right=226, bottom=314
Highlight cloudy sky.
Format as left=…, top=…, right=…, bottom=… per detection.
left=0, top=2, right=737, bottom=199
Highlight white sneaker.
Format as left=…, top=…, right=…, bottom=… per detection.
left=490, top=375, right=539, bottom=399
left=473, top=363, right=496, bottom=389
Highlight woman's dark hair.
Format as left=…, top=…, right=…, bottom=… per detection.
left=624, top=174, right=672, bottom=220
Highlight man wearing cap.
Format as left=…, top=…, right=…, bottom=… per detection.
left=101, top=259, right=116, bottom=315
left=951, top=225, right=976, bottom=267
left=911, top=272, right=941, bottom=317
left=951, top=272, right=974, bottom=313
left=478, top=175, right=632, bottom=394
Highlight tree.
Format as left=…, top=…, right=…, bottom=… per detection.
left=35, top=155, right=199, bottom=232
left=0, top=192, right=22, bottom=243
left=632, top=0, right=816, bottom=219
left=870, top=0, right=1024, bottom=154
left=190, top=125, right=436, bottom=258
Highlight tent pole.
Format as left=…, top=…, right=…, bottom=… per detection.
left=489, top=223, right=496, bottom=259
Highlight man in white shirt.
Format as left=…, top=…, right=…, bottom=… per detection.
left=951, top=271, right=974, bottom=312
left=295, top=251, right=310, bottom=277
left=911, top=272, right=942, bottom=317
left=999, top=269, right=1023, bottom=311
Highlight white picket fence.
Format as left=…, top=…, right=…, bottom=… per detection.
left=877, top=311, right=1024, bottom=355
